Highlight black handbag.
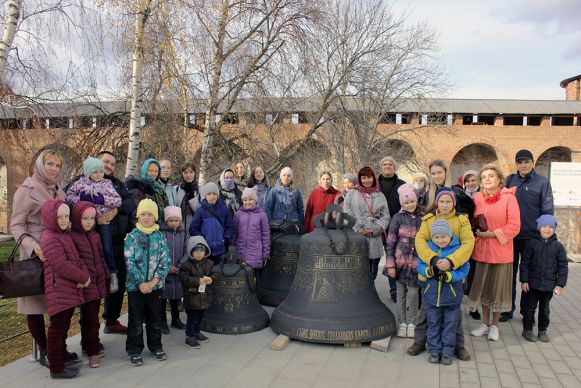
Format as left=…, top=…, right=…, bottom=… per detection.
left=472, top=214, right=488, bottom=232
left=0, top=234, right=45, bottom=299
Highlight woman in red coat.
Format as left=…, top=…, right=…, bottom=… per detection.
left=70, top=201, right=110, bottom=367
left=41, top=199, right=91, bottom=378
left=304, top=171, right=340, bottom=233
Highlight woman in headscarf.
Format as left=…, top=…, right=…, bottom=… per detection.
left=264, top=167, right=304, bottom=231
left=343, top=166, right=390, bottom=281
left=217, top=168, right=242, bottom=216
left=10, top=149, right=66, bottom=367
left=125, top=158, right=169, bottom=226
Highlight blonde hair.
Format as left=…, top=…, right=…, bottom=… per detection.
left=426, top=159, right=451, bottom=212
left=42, top=150, right=63, bottom=164
left=478, top=163, right=505, bottom=188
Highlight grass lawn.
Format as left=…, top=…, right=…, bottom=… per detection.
left=0, top=241, right=17, bottom=262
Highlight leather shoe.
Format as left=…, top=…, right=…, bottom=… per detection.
left=499, top=312, right=513, bottom=322
left=406, top=342, right=426, bottom=356
left=455, top=347, right=471, bottom=361
left=50, top=366, right=79, bottom=379
left=469, top=310, right=481, bottom=320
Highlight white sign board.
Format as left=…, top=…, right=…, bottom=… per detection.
left=550, top=162, right=581, bottom=207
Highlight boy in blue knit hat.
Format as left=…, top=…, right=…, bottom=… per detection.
left=520, top=215, right=568, bottom=343
left=417, top=218, right=469, bottom=365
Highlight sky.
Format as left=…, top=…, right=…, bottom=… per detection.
left=392, top=0, right=581, bottom=100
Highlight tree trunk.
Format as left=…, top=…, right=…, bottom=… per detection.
left=197, top=0, right=229, bottom=184
left=125, top=1, right=151, bottom=177
left=0, top=0, right=22, bottom=81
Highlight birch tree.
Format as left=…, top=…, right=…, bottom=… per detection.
left=0, top=0, right=21, bottom=81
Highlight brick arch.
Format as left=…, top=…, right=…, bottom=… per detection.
left=536, top=146, right=572, bottom=178
left=450, top=143, right=501, bottom=184
left=279, top=138, right=332, bottom=190
left=370, top=139, right=418, bottom=175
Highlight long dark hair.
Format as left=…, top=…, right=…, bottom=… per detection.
left=247, top=166, right=270, bottom=188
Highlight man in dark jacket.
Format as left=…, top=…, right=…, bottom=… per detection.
left=502, top=149, right=554, bottom=322
left=378, top=156, right=406, bottom=303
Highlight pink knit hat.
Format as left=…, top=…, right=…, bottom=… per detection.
left=241, top=187, right=258, bottom=201
left=398, top=183, right=417, bottom=205
left=280, top=167, right=294, bottom=180
left=164, top=206, right=182, bottom=222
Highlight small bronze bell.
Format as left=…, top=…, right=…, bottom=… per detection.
left=270, top=205, right=397, bottom=343
left=201, top=249, right=270, bottom=334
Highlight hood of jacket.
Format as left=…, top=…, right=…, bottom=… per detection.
left=160, top=220, right=184, bottom=232
left=71, top=201, right=97, bottom=233
left=41, top=199, right=68, bottom=233
left=125, top=175, right=155, bottom=194
left=427, top=235, right=461, bottom=256
left=187, top=235, right=211, bottom=257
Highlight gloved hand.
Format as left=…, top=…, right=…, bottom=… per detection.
left=92, top=193, right=105, bottom=205
left=79, top=191, right=93, bottom=202
left=425, top=265, right=440, bottom=279
left=439, top=271, right=452, bottom=283
left=262, top=257, right=270, bottom=266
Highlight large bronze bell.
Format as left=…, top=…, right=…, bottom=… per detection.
left=256, top=229, right=301, bottom=306
left=270, top=206, right=397, bottom=344
left=201, top=249, right=270, bottom=334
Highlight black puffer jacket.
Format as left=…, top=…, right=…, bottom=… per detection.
left=520, top=234, right=568, bottom=291
left=178, top=256, right=217, bottom=310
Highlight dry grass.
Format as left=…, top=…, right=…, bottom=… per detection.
left=0, top=296, right=128, bottom=367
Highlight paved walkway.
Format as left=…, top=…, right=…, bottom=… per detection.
left=1, top=262, right=581, bottom=388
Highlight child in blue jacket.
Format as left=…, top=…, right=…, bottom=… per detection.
left=189, top=182, right=235, bottom=264
left=417, top=218, right=469, bottom=366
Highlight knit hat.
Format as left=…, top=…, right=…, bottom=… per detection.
left=83, top=156, right=104, bottom=177
left=187, top=236, right=211, bottom=257
left=342, top=173, right=357, bottom=185
left=81, top=206, right=97, bottom=218
left=398, top=183, right=417, bottom=205
left=379, top=156, right=397, bottom=171
left=137, top=198, right=158, bottom=221
left=241, top=187, right=258, bottom=201
left=462, top=170, right=479, bottom=184
left=435, top=187, right=456, bottom=208
left=280, top=167, right=294, bottom=180
left=431, top=218, right=453, bottom=238
left=164, top=206, right=182, bottom=222
left=200, top=182, right=220, bottom=199
left=412, top=172, right=428, bottom=185
left=536, top=215, right=557, bottom=231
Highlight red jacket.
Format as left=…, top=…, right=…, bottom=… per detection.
left=473, top=187, right=521, bottom=264
left=70, top=202, right=110, bottom=303
left=40, top=200, right=90, bottom=316
left=304, top=186, right=340, bottom=233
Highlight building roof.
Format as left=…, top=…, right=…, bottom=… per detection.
left=1, top=97, right=581, bottom=119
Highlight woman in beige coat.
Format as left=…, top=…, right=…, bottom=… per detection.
left=10, top=149, right=65, bottom=366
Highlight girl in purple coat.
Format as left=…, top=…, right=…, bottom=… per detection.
left=41, top=200, right=91, bottom=379
left=234, top=187, right=270, bottom=269
left=384, top=184, right=424, bottom=339
left=70, top=201, right=110, bottom=368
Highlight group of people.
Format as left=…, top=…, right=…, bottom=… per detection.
left=9, top=148, right=568, bottom=378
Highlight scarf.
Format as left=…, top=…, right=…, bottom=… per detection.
left=274, top=179, right=296, bottom=208
left=180, top=180, right=199, bottom=200
left=140, top=159, right=166, bottom=196
left=465, top=186, right=480, bottom=199
left=255, top=182, right=269, bottom=205
left=136, top=222, right=160, bottom=235
left=483, top=187, right=502, bottom=204
left=355, top=166, right=380, bottom=195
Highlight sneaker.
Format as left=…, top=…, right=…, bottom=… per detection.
left=185, top=337, right=201, bottom=349
left=538, top=331, right=550, bottom=342
left=499, top=312, right=513, bottom=322
left=161, top=322, right=170, bottom=335
left=441, top=355, right=453, bottom=365
left=82, top=343, right=105, bottom=358
left=50, top=366, right=79, bottom=379
left=195, top=332, right=210, bottom=343
left=129, top=354, right=143, bottom=366
left=397, top=323, right=407, bottom=338
left=428, top=353, right=441, bottom=364
left=488, top=325, right=499, bottom=341
left=469, top=310, right=481, bottom=320
left=109, top=272, right=119, bottom=293
left=104, top=321, right=127, bottom=334
left=153, top=349, right=167, bottom=361
left=522, top=330, right=537, bottom=342
left=471, top=323, right=489, bottom=337
left=455, top=347, right=471, bottom=361
left=89, top=355, right=101, bottom=368
left=38, top=350, right=48, bottom=368
left=406, top=324, right=415, bottom=339
left=406, top=342, right=426, bottom=356
left=171, top=318, right=186, bottom=330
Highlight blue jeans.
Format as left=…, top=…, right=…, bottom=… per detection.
left=185, top=309, right=205, bottom=337
left=369, top=258, right=380, bottom=281
left=426, top=304, right=460, bottom=356
left=97, top=223, right=116, bottom=273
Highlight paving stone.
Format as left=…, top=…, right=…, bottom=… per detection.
left=479, top=376, right=502, bottom=388
left=477, top=362, right=499, bottom=378
left=556, top=373, right=581, bottom=388
left=497, top=373, right=521, bottom=388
